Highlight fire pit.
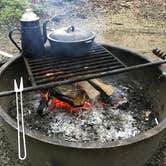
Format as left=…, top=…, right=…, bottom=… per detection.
left=6, top=63, right=158, bottom=144
left=0, top=44, right=166, bottom=166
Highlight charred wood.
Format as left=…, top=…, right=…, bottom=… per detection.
left=79, top=81, right=100, bottom=101
left=89, top=79, right=113, bottom=97
left=50, top=85, right=86, bottom=107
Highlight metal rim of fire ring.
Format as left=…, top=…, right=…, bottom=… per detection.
left=0, top=43, right=166, bottom=149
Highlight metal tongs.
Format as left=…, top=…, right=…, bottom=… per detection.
left=14, top=77, right=27, bottom=160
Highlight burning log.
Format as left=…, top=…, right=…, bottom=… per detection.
left=37, top=82, right=99, bottom=115
left=36, top=79, right=114, bottom=115
left=37, top=85, right=86, bottom=115
left=49, top=98, right=92, bottom=113
left=79, top=81, right=100, bottom=101
left=89, top=79, right=113, bottom=97
left=49, top=85, right=86, bottom=107
left=52, top=80, right=102, bottom=105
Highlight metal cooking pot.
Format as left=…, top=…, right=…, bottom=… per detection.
left=45, top=24, right=95, bottom=56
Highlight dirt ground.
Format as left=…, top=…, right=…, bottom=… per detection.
left=0, top=0, right=166, bottom=165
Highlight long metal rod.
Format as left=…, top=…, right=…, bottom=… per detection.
left=0, top=60, right=166, bottom=97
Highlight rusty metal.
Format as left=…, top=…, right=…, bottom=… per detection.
left=0, top=43, right=166, bottom=97
left=24, top=43, right=126, bottom=85
left=0, top=59, right=166, bottom=97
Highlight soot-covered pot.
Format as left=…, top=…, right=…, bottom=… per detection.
left=47, top=25, right=95, bottom=56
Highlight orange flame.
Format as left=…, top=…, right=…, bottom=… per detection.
left=51, top=98, right=92, bottom=112
left=40, top=89, right=110, bottom=113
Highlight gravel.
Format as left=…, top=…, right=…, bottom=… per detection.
left=0, top=118, right=31, bottom=166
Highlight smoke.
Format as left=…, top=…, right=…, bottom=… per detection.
left=38, top=0, right=107, bottom=36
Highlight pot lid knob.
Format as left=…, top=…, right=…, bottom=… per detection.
left=20, top=8, right=39, bottom=22
left=66, top=26, right=75, bottom=33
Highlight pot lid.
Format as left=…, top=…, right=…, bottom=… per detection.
left=20, top=8, right=39, bottom=22
left=48, top=26, right=94, bottom=42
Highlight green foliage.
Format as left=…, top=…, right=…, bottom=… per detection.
left=0, top=0, right=30, bottom=28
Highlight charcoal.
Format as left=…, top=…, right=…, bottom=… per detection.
left=37, top=96, right=49, bottom=116
left=117, top=100, right=129, bottom=110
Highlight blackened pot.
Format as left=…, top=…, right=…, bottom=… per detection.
left=47, top=26, right=95, bottom=56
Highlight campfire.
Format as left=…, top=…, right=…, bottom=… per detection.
left=8, top=78, right=158, bottom=143
left=37, top=79, right=115, bottom=116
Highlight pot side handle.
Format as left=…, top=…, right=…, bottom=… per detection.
left=85, top=40, right=93, bottom=44
left=84, top=37, right=95, bottom=44
left=8, top=28, right=22, bottom=52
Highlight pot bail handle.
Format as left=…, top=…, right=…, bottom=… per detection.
left=9, top=28, right=22, bottom=52
left=66, top=26, right=75, bottom=33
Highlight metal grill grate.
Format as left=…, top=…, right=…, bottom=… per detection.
left=24, top=43, right=126, bottom=86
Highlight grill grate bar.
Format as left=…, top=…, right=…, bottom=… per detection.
left=28, top=50, right=110, bottom=66
left=34, top=61, right=122, bottom=80
left=24, top=43, right=126, bottom=86
left=35, top=65, right=124, bottom=84
left=33, top=59, right=119, bottom=77
left=30, top=55, right=116, bottom=72
left=27, top=46, right=107, bottom=63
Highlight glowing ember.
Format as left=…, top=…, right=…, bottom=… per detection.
left=46, top=73, right=54, bottom=77
left=98, top=100, right=109, bottom=107
left=39, top=89, right=111, bottom=113
left=50, top=97, right=92, bottom=112
left=117, top=97, right=123, bottom=102
left=40, top=91, right=92, bottom=113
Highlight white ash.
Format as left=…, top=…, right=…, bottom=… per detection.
left=48, top=106, right=140, bottom=142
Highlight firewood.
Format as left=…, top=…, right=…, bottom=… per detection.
left=50, top=85, right=86, bottom=107
left=79, top=81, right=100, bottom=101
left=89, top=79, right=113, bottom=97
